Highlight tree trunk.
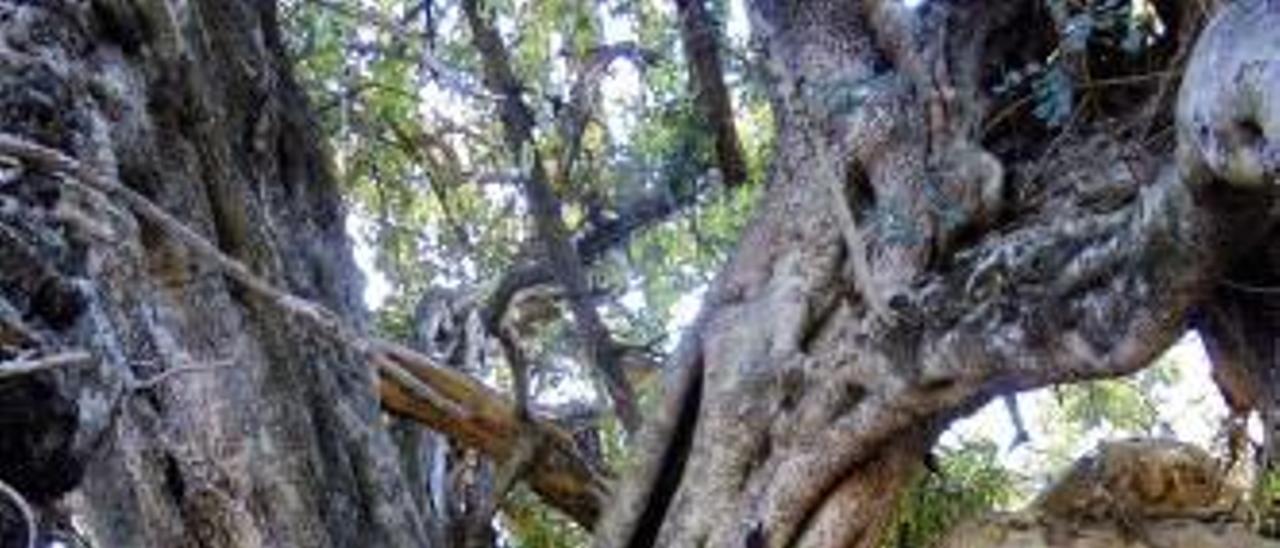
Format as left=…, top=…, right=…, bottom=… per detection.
left=3, top=1, right=1275, bottom=547
left=596, top=1, right=1278, bottom=546
left=0, top=1, right=427, bottom=546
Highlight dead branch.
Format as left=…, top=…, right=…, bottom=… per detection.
left=0, top=350, right=93, bottom=380
left=129, top=362, right=235, bottom=392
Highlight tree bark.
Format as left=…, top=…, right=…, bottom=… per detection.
left=596, top=1, right=1278, bottom=546
left=674, top=0, right=748, bottom=188
left=2, top=0, right=1275, bottom=547
left=0, top=1, right=428, bottom=545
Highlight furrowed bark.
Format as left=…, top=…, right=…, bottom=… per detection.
left=597, top=0, right=1275, bottom=546
left=0, top=132, right=610, bottom=531
left=0, top=1, right=427, bottom=544
left=0, top=1, right=608, bottom=543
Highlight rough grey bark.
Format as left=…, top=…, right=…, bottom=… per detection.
left=1185, top=0, right=1280, bottom=474
left=0, top=1, right=428, bottom=546
left=1, top=0, right=1273, bottom=547
left=596, top=1, right=1278, bottom=547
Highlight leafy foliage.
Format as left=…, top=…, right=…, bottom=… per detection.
left=883, top=440, right=1018, bottom=548
left=502, top=486, right=591, bottom=548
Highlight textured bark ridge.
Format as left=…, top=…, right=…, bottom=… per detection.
left=596, top=1, right=1277, bottom=547
left=0, top=2, right=427, bottom=546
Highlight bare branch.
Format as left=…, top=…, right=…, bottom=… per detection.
left=1001, top=394, right=1030, bottom=449
left=558, top=42, right=659, bottom=184
left=0, top=350, right=93, bottom=380
left=129, top=361, right=235, bottom=392
left=0, top=478, right=35, bottom=548
left=461, top=0, right=642, bottom=432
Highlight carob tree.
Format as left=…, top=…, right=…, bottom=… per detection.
left=0, top=0, right=1276, bottom=547
left=595, top=1, right=1279, bottom=546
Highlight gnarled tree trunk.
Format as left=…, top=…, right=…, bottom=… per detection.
left=3, top=1, right=1276, bottom=547
left=0, top=1, right=428, bottom=545
left=597, top=1, right=1279, bottom=547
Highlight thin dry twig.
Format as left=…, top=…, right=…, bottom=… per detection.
left=982, top=69, right=1179, bottom=136
left=1220, top=279, right=1280, bottom=295
left=0, top=478, right=36, bottom=548
left=130, top=361, right=235, bottom=391
left=0, top=350, right=93, bottom=380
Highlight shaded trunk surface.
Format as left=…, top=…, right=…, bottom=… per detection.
left=0, top=1, right=428, bottom=546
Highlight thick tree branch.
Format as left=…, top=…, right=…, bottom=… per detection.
left=674, top=0, right=748, bottom=187
left=597, top=0, right=1272, bottom=545
left=462, top=0, right=642, bottom=432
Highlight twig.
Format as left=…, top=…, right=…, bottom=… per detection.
left=0, top=478, right=36, bottom=548
left=129, top=361, right=235, bottom=391
left=982, top=69, right=1179, bottom=136
left=1083, top=70, right=1179, bottom=91
left=1220, top=279, right=1280, bottom=295
left=0, top=350, right=93, bottom=380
